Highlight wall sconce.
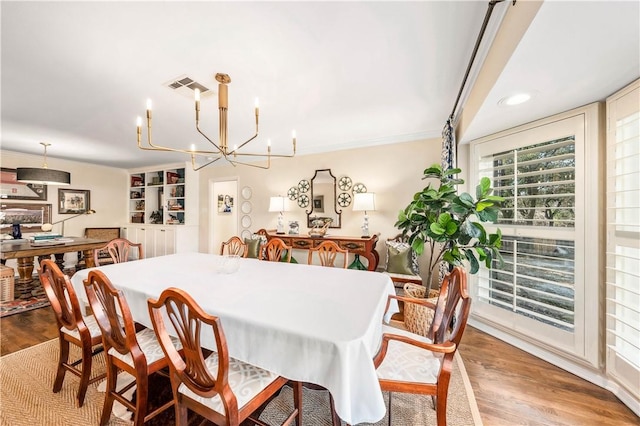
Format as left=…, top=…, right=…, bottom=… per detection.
left=352, top=192, right=375, bottom=238
left=268, top=196, right=287, bottom=235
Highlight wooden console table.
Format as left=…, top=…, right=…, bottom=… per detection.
left=264, top=230, right=380, bottom=271
left=0, top=237, right=107, bottom=299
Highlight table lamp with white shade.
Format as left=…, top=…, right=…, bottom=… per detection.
left=352, top=193, right=375, bottom=238
left=41, top=209, right=96, bottom=236
left=268, top=196, right=287, bottom=234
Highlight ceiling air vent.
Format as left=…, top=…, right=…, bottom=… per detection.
left=164, top=75, right=213, bottom=98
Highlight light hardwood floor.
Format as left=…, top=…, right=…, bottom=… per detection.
left=0, top=306, right=637, bottom=425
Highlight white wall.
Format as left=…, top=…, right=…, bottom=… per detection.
left=195, top=137, right=444, bottom=278
left=210, top=179, right=238, bottom=254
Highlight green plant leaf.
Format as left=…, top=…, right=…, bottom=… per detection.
left=476, top=201, right=494, bottom=212
left=411, top=238, right=425, bottom=255
left=430, top=222, right=445, bottom=235
left=465, top=249, right=480, bottom=274
left=443, top=167, right=462, bottom=177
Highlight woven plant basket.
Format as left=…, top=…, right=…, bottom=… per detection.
left=403, top=283, right=439, bottom=338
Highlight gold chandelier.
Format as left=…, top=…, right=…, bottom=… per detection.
left=136, top=73, right=296, bottom=170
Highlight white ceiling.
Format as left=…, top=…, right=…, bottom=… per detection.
left=1, top=1, right=638, bottom=169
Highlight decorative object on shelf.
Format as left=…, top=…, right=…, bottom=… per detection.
left=41, top=209, right=96, bottom=236
left=297, top=194, right=309, bottom=208
left=298, top=179, right=310, bottom=193
left=288, top=221, right=299, bottom=235
left=16, top=143, right=70, bottom=186
left=353, top=192, right=375, bottom=238
left=269, top=196, right=287, bottom=234
left=348, top=254, right=368, bottom=270
left=1, top=168, right=48, bottom=201
left=217, top=194, right=233, bottom=213
left=166, top=171, right=180, bottom=184
left=58, top=188, right=90, bottom=214
left=241, top=201, right=252, bottom=214
left=287, top=186, right=299, bottom=200
left=149, top=210, right=163, bottom=224
left=136, top=72, right=296, bottom=170
left=337, top=192, right=352, bottom=208
left=241, top=186, right=252, bottom=200
left=352, top=183, right=367, bottom=193
left=135, top=200, right=145, bottom=210
left=338, top=176, right=352, bottom=191
left=309, top=218, right=332, bottom=238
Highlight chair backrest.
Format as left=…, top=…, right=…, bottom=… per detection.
left=148, top=288, right=235, bottom=411
left=83, top=270, right=139, bottom=357
left=220, top=236, right=249, bottom=257
left=430, top=267, right=471, bottom=346
left=308, top=240, right=348, bottom=268
left=93, top=238, right=144, bottom=266
left=260, top=238, right=292, bottom=262
left=38, top=259, right=84, bottom=331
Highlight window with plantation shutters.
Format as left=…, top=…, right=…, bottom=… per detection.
left=605, top=81, right=639, bottom=399
left=470, top=104, right=601, bottom=366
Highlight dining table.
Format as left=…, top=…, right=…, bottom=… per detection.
left=70, top=252, right=398, bottom=425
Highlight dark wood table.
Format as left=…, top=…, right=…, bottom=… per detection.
left=0, top=237, right=107, bottom=299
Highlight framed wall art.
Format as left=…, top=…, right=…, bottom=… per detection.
left=0, top=202, right=52, bottom=233
left=0, top=168, right=47, bottom=201
left=218, top=194, right=233, bottom=214
left=58, top=188, right=90, bottom=214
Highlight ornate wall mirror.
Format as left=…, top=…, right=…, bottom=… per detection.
left=307, top=169, right=341, bottom=229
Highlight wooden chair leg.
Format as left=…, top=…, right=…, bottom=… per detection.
left=76, top=342, right=93, bottom=407
left=134, top=374, right=148, bottom=426
left=53, top=338, right=70, bottom=393
left=292, top=381, right=303, bottom=426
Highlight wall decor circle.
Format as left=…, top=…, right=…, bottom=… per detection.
left=338, top=176, right=352, bottom=191
left=297, top=193, right=310, bottom=208
left=352, top=183, right=367, bottom=193
left=298, top=179, right=310, bottom=193
left=241, top=201, right=252, bottom=214
left=241, top=215, right=252, bottom=228
left=337, top=192, right=352, bottom=207
left=287, top=187, right=299, bottom=200
left=241, top=186, right=252, bottom=200
left=241, top=229, right=251, bottom=240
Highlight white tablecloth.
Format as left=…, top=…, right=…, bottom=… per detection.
left=71, top=252, right=397, bottom=424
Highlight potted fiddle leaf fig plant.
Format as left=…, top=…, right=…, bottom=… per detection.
left=395, top=164, right=504, bottom=292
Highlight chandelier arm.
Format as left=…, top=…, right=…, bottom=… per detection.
left=196, top=123, right=225, bottom=154
left=226, top=156, right=271, bottom=170
left=191, top=155, right=224, bottom=172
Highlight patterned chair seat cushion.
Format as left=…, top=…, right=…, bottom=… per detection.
left=376, top=329, right=443, bottom=384
left=61, top=314, right=103, bottom=340
left=179, top=352, right=280, bottom=415
left=108, top=327, right=182, bottom=366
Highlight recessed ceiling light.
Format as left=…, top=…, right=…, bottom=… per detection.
left=498, top=92, right=532, bottom=106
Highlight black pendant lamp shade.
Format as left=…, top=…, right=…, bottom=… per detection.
left=16, top=167, right=70, bottom=185
left=17, top=142, right=71, bottom=185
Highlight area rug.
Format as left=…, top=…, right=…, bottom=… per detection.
left=0, top=295, right=50, bottom=318
left=0, top=339, right=482, bottom=426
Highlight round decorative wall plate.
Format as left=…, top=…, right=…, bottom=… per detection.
left=287, top=186, right=299, bottom=200
left=241, top=215, right=252, bottom=228
left=337, top=192, right=352, bottom=207
left=241, top=201, right=252, bottom=214
left=241, top=186, right=252, bottom=200
left=352, top=183, right=367, bottom=193
left=298, top=179, right=310, bottom=193
left=297, top=194, right=310, bottom=208
left=241, top=229, right=252, bottom=240
left=338, top=176, right=352, bottom=191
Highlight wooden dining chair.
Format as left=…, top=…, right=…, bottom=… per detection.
left=373, top=267, right=471, bottom=426
left=259, top=238, right=292, bottom=263
left=219, top=236, right=249, bottom=257
left=148, top=287, right=302, bottom=426
left=37, top=259, right=105, bottom=407
left=84, top=270, right=179, bottom=426
left=93, top=238, right=144, bottom=266
left=308, top=240, right=348, bottom=268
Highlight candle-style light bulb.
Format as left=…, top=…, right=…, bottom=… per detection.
left=233, top=144, right=238, bottom=157
left=146, top=99, right=152, bottom=110
left=190, top=144, right=196, bottom=152
left=136, top=117, right=142, bottom=127
left=194, top=89, right=200, bottom=102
